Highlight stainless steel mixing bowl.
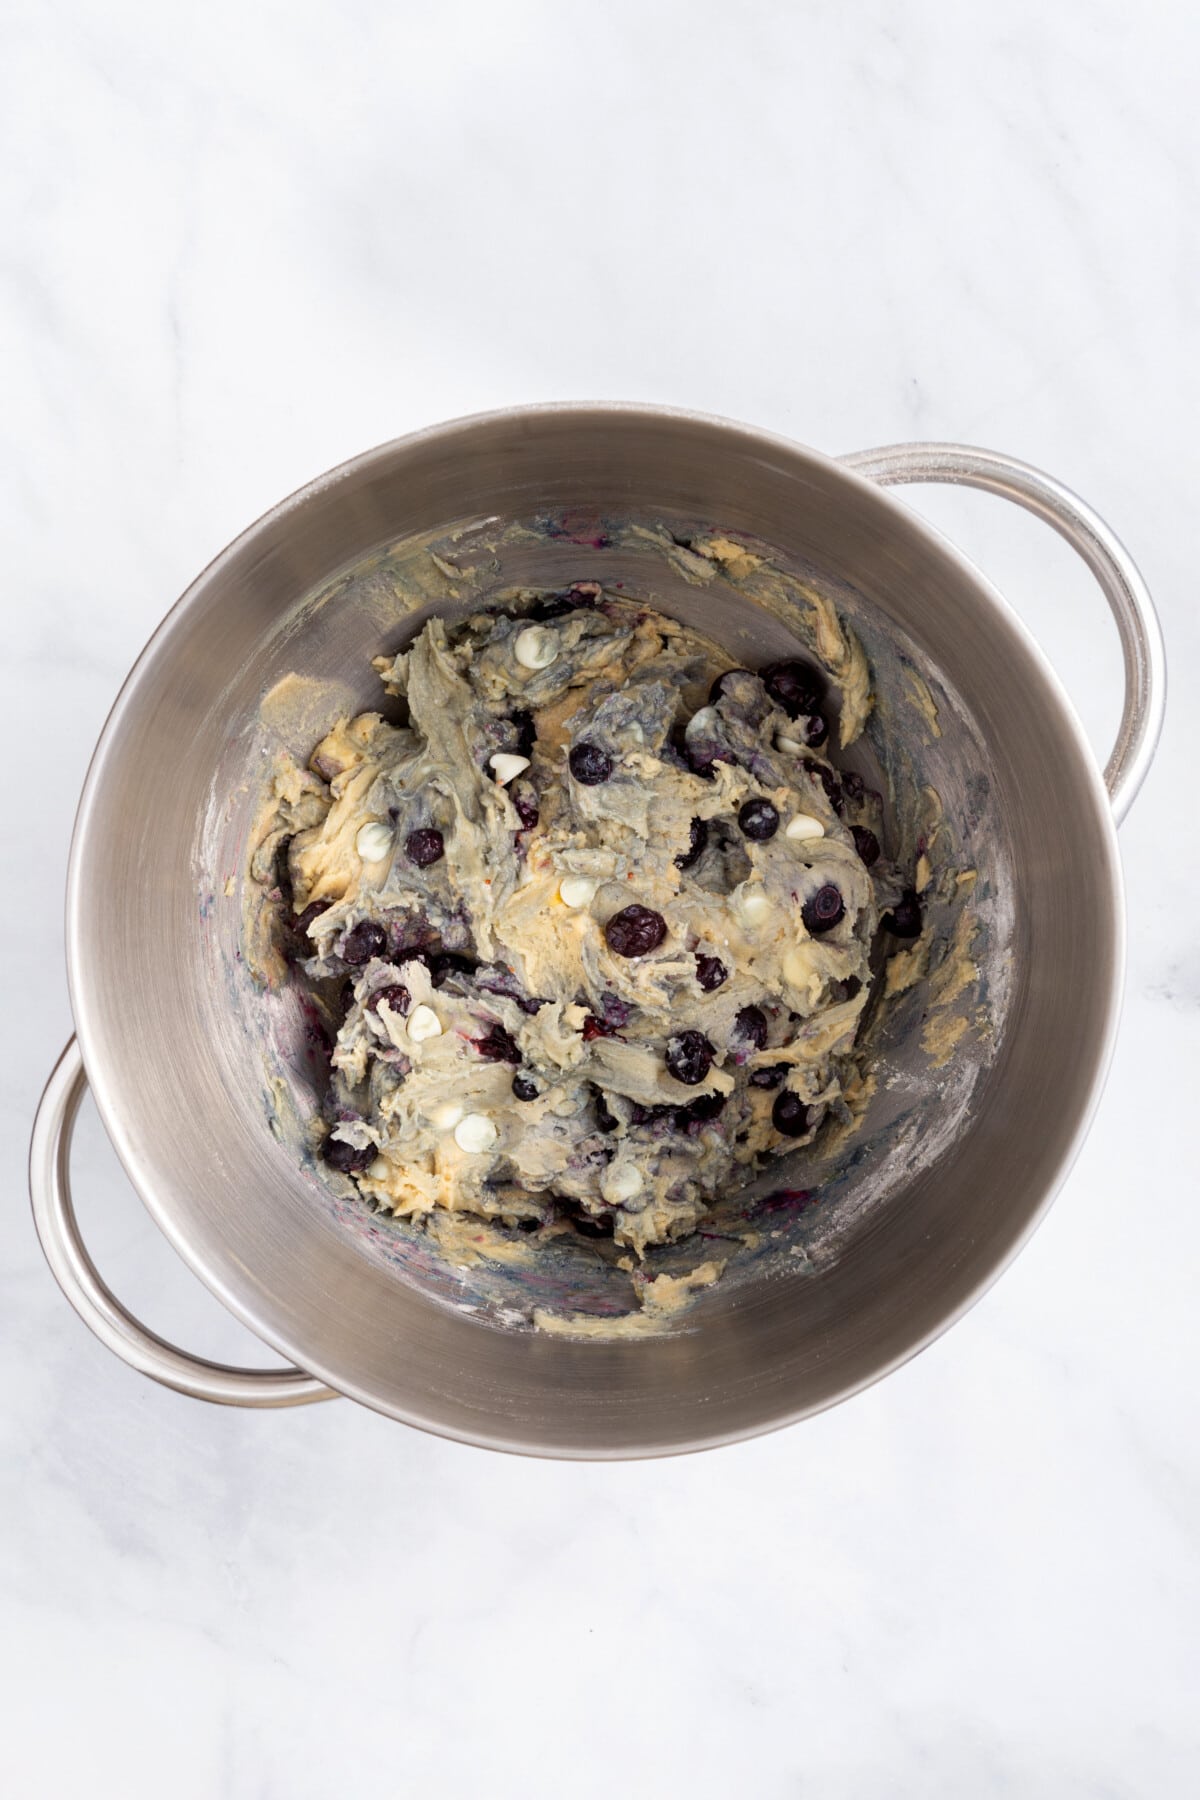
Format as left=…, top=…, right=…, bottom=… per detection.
left=29, top=407, right=1164, bottom=1457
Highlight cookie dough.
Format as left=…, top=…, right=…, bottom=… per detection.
left=252, top=584, right=893, bottom=1256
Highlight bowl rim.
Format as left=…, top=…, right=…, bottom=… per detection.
left=64, top=401, right=1125, bottom=1457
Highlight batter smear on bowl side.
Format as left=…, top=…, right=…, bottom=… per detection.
left=249, top=572, right=924, bottom=1263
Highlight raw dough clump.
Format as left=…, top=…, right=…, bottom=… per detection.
left=254, top=587, right=888, bottom=1255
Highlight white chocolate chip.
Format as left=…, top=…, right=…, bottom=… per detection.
left=407, top=1004, right=442, bottom=1042
left=454, top=1112, right=498, bottom=1154
left=428, top=1100, right=465, bottom=1130
left=684, top=706, right=719, bottom=743
left=489, top=752, right=531, bottom=785
left=514, top=625, right=559, bottom=670
left=601, top=1161, right=644, bottom=1206
left=776, top=731, right=807, bottom=755
left=785, top=813, right=826, bottom=842
left=355, top=820, right=394, bottom=862
left=783, top=943, right=822, bottom=998
left=559, top=875, right=599, bottom=908
left=732, top=884, right=772, bottom=930
left=367, top=1156, right=390, bottom=1181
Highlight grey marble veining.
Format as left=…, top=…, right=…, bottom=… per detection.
left=3, top=2, right=1198, bottom=1794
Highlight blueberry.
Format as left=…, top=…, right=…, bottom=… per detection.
left=513, top=795, right=540, bottom=831
left=802, top=712, right=829, bottom=748
left=772, top=1091, right=813, bottom=1137
left=884, top=889, right=923, bottom=938
left=321, top=1132, right=376, bottom=1174
left=738, top=798, right=780, bottom=841
left=708, top=667, right=754, bottom=705
left=605, top=905, right=667, bottom=957
left=405, top=828, right=445, bottom=867
left=749, top=1063, right=789, bottom=1089
left=801, top=884, right=845, bottom=934
left=851, top=826, right=880, bottom=867
left=841, top=771, right=865, bottom=804
left=684, top=744, right=720, bottom=779
left=367, top=983, right=411, bottom=1016
left=569, top=741, right=614, bottom=785
left=734, top=1005, right=769, bottom=1051
left=676, top=1091, right=727, bottom=1132
left=695, top=953, right=728, bottom=992
left=762, top=659, right=825, bottom=719
left=475, top=964, right=546, bottom=1014
left=830, top=975, right=863, bottom=1003
left=512, top=1074, right=539, bottom=1101
left=286, top=898, right=332, bottom=964
left=665, top=1030, right=715, bottom=1086
left=474, top=1025, right=521, bottom=1064
left=341, top=919, right=387, bottom=965
left=674, top=816, right=709, bottom=870
left=290, top=898, right=330, bottom=940
left=802, top=759, right=842, bottom=813
left=581, top=997, right=630, bottom=1039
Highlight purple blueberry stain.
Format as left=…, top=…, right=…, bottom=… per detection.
left=761, top=1187, right=815, bottom=1214
left=474, top=1024, right=521, bottom=1064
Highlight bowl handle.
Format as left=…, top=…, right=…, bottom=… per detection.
left=29, top=1036, right=337, bottom=1407
left=839, top=442, right=1166, bottom=824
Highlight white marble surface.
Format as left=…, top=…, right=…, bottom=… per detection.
left=4, top=2, right=1198, bottom=1793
